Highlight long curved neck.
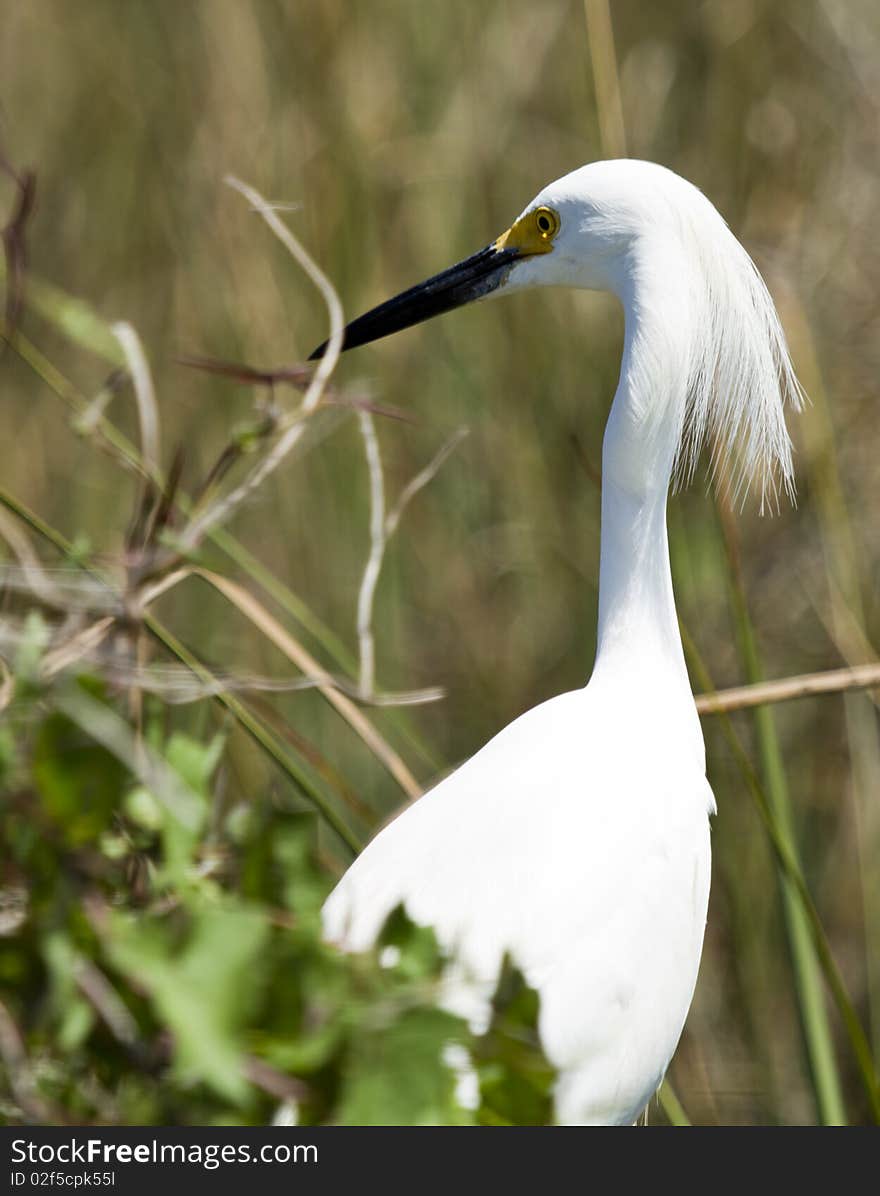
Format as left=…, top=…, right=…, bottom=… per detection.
left=591, top=250, right=701, bottom=751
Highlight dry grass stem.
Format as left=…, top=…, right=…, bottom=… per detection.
left=132, top=567, right=192, bottom=614
left=0, top=609, right=440, bottom=706
left=385, top=427, right=468, bottom=539
left=112, top=322, right=161, bottom=481
left=0, top=506, right=73, bottom=611
left=175, top=176, right=345, bottom=553
left=357, top=411, right=384, bottom=697
left=73, top=957, right=139, bottom=1048
left=194, top=568, right=423, bottom=800
left=41, top=615, right=115, bottom=678
left=73, top=371, right=125, bottom=436
left=356, top=414, right=467, bottom=699
left=0, top=657, right=13, bottom=712
left=696, top=662, right=880, bottom=715
left=0, top=564, right=121, bottom=613
left=0, top=996, right=52, bottom=1121
left=583, top=0, right=627, bottom=157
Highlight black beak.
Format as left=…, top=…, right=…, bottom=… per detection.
left=309, top=243, right=519, bottom=360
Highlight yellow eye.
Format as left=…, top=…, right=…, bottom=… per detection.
left=534, top=206, right=560, bottom=240
left=494, top=204, right=560, bottom=256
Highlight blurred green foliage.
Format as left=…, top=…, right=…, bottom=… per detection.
left=1, top=0, right=879, bottom=1124
left=1, top=666, right=553, bottom=1125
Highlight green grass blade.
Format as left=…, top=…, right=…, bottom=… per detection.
left=790, top=300, right=880, bottom=1059
left=683, top=622, right=880, bottom=1122
left=658, top=1080, right=691, bottom=1126
left=715, top=505, right=846, bottom=1123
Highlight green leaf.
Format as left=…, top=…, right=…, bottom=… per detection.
left=377, top=904, right=446, bottom=981
left=14, top=610, right=51, bottom=687
left=0, top=723, right=18, bottom=788
left=166, top=732, right=225, bottom=796
left=474, top=955, right=557, bottom=1126
left=337, top=1003, right=469, bottom=1126
left=272, top=816, right=333, bottom=924
left=124, top=786, right=164, bottom=831
left=32, top=710, right=128, bottom=846
left=105, top=901, right=269, bottom=1105
left=152, top=733, right=223, bottom=885
left=43, top=934, right=96, bottom=1052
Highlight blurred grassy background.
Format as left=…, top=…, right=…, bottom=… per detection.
left=1, top=0, right=879, bottom=1124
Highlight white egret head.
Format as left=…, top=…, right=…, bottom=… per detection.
left=496, top=160, right=712, bottom=291
left=312, top=160, right=803, bottom=506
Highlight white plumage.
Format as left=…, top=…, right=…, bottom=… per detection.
left=319, top=161, right=802, bottom=1124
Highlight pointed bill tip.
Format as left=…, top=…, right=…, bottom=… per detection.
left=307, top=243, right=518, bottom=363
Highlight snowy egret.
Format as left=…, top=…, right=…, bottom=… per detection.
left=313, top=160, right=802, bottom=1124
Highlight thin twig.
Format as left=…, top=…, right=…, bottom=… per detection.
left=176, top=177, right=345, bottom=551
left=73, top=370, right=127, bottom=436
left=242, top=1056, right=309, bottom=1104
left=356, top=419, right=467, bottom=699
left=0, top=996, right=52, bottom=1121
left=112, top=322, right=161, bottom=481
left=385, top=427, right=468, bottom=539
left=0, top=505, right=73, bottom=611
left=0, top=657, right=12, bottom=713
left=0, top=563, right=121, bottom=612
left=41, top=615, right=116, bottom=678
left=696, top=662, right=880, bottom=715
left=132, top=567, right=192, bottom=614
left=73, top=957, right=139, bottom=1047
left=357, top=411, right=384, bottom=698
left=0, top=154, right=37, bottom=345
left=177, top=354, right=411, bottom=423
left=0, top=610, right=441, bottom=707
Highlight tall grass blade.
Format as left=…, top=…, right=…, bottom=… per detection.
left=717, top=503, right=846, bottom=1124
left=786, top=295, right=880, bottom=1059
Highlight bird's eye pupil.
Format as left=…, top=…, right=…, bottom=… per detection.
left=538, top=214, right=550, bottom=232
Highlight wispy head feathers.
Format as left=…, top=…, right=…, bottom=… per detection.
left=671, top=192, right=805, bottom=511
left=534, top=161, right=804, bottom=509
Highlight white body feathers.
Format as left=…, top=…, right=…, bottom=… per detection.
left=323, top=685, right=713, bottom=1124
left=322, top=161, right=800, bottom=1125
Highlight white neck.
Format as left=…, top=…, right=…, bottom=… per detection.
left=590, top=246, right=702, bottom=759
left=594, top=480, right=685, bottom=686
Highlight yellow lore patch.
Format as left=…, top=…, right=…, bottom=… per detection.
left=494, top=204, right=560, bottom=256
